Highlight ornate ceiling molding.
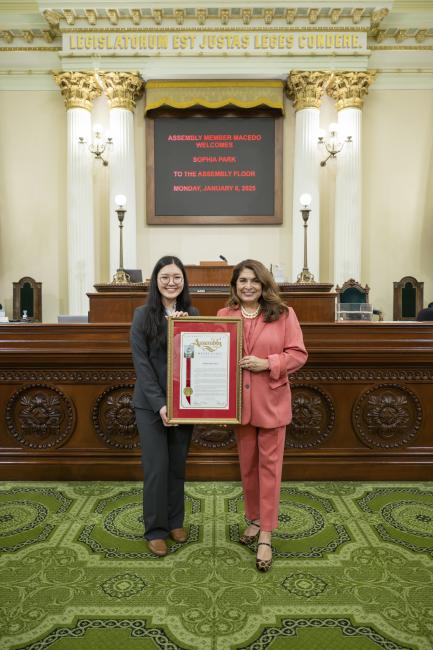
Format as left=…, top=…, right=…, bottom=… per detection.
left=1, top=2, right=432, bottom=49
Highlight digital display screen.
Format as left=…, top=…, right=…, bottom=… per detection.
left=153, top=116, right=276, bottom=217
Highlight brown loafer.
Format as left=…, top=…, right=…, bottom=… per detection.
left=147, top=538, right=167, bottom=556
left=170, top=528, right=188, bottom=543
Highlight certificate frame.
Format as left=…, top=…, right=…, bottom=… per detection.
left=167, top=316, right=242, bottom=424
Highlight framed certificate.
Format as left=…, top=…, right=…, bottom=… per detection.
left=167, top=316, right=242, bottom=424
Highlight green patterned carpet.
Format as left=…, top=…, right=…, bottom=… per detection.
left=1, top=481, right=433, bottom=650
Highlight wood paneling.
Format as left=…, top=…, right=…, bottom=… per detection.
left=1, top=322, right=432, bottom=480
left=88, top=289, right=336, bottom=323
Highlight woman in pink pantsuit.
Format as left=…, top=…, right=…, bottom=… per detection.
left=218, top=260, right=307, bottom=572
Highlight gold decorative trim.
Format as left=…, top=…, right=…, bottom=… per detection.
left=370, top=45, right=433, bottom=51
left=60, top=26, right=368, bottom=34
left=107, top=9, right=119, bottom=26
left=286, top=71, right=330, bottom=111
left=286, top=9, right=297, bottom=24
left=0, top=47, right=61, bottom=52
left=308, top=9, right=320, bottom=25
left=351, top=8, right=364, bottom=25
left=53, top=71, right=101, bottom=111
left=146, top=80, right=283, bottom=89
left=145, top=79, right=284, bottom=113
left=43, top=9, right=61, bottom=28
left=145, top=98, right=284, bottom=112
left=371, top=8, right=389, bottom=27
left=330, top=9, right=342, bottom=25
left=84, top=9, right=97, bottom=26
left=99, top=71, right=144, bottom=110
left=327, top=71, right=376, bottom=110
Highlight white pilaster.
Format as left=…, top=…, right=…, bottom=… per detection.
left=109, top=107, right=137, bottom=278
left=333, top=107, right=362, bottom=285
left=67, top=108, right=95, bottom=315
left=291, top=108, right=320, bottom=281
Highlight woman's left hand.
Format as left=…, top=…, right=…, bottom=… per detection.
left=240, top=355, right=269, bottom=373
left=171, top=311, right=189, bottom=318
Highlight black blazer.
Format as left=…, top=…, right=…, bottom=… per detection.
left=130, top=304, right=198, bottom=413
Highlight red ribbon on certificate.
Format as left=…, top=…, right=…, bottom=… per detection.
left=183, top=344, right=194, bottom=404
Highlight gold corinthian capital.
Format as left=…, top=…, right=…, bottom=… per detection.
left=53, top=72, right=101, bottom=111
left=327, top=71, right=376, bottom=111
left=286, top=71, right=330, bottom=111
left=98, top=72, right=144, bottom=111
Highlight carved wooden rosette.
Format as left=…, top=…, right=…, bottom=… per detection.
left=327, top=71, right=376, bottom=111
left=286, top=385, right=335, bottom=448
left=93, top=385, right=139, bottom=449
left=6, top=384, right=76, bottom=449
left=98, top=72, right=144, bottom=111
left=192, top=424, right=236, bottom=449
left=286, top=71, right=330, bottom=111
left=53, top=72, right=102, bottom=111
left=352, top=384, right=422, bottom=448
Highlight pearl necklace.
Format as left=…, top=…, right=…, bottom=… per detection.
left=240, top=304, right=261, bottom=319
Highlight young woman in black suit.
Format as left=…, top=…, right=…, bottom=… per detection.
left=130, top=256, right=198, bottom=556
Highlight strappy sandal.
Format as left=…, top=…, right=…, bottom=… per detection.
left=239, top=520, right=260, bottom=545
left=256, top=542, right=272, bottom=572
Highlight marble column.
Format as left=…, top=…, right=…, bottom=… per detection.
left=99, top=72, right=144, bottom=278
left=54, top=72, right=101, bottom=315
left=327, top=72, right=376, bottom=287
left=287, top=71, right=329, bottom=282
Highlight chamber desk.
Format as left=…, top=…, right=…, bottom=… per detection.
left=0, top=321, right=432, bottom=480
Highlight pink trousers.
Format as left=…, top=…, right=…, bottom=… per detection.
left=236, top=424, right=286, bottom=531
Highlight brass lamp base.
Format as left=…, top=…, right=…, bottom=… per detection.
left=296, top=269, right=316, bottom=284
left=111, top=269, right=131, bottom=285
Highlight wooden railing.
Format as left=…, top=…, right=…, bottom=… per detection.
left=1, top=321, right=432, bottom=480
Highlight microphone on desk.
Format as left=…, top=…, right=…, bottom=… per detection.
left=219, top=255, right=228, bottom=262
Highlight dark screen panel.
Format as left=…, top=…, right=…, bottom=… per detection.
left=153, top=116, right=276, bottom=217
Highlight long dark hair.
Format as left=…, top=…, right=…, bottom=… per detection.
left=227, top=259, right=288, bottom=322
left=143, top=256, right=192, bottom=347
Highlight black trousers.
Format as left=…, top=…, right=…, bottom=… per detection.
left=135, top=407, right=192, bottom=540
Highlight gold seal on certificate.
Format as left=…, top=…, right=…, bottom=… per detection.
left=183, top=387, right=193, bottom=397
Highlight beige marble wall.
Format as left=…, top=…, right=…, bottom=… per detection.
left=0, top=90, right=67, bottom=322
left=1, top=87, right=432, bottom=322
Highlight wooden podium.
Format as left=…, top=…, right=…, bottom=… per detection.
left=185, top=262, right=233, bottom=284
left=88, top=264, right=336, bottom=323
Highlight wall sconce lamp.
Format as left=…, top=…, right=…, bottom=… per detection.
left=79, top=123, right=113, bottom=166
left=296, top=193, right=316, bottom=284
left=318, top=123, right=352, bottom=167
left=111, top=195, right=131, bottom=285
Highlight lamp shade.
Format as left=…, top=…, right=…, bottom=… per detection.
left=299, top=193, right=312, bottom=208
left=115, top=194, right=127, bottom=208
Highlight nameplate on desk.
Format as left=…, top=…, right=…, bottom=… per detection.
left=190, top=285, right=229, bottom=294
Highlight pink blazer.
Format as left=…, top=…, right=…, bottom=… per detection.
left=218, top=306, right=307, bottom=428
